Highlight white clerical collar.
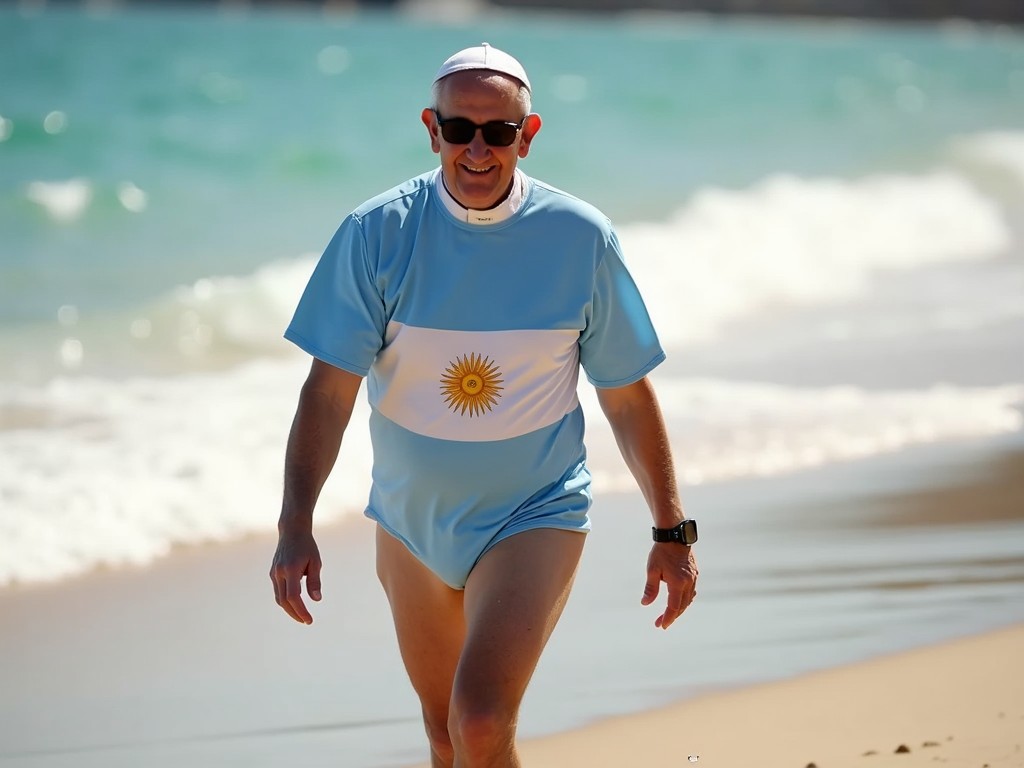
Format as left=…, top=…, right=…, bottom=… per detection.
left=434, top=168, right=526, bottom=225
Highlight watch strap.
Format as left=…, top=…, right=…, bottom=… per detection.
left=652, top=519, right=698, bottom=545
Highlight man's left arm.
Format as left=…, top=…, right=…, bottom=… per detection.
left=596, top=376, right=698, bottom=630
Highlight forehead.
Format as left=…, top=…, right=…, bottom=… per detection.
left=435, top=71, right=524, bottom=118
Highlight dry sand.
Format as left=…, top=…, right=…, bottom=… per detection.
left=507, top=623, right=1024, bottom=768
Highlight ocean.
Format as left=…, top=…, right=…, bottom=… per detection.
left=1, top=3, right=1023, bottom=765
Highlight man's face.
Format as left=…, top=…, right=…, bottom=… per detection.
left=421, top=71, right=541, bottom=211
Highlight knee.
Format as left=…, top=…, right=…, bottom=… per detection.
left=422, top=709, right=455, bottom=765
left=447, top=699, right=516, bottom=763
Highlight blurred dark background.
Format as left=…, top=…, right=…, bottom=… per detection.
left=9, top=0, right=1024, bottom=24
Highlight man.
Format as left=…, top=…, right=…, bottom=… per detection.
left=270, top=43, right=698, bottom=767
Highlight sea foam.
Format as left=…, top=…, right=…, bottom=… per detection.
left=620, top=170, right=1010, bottom=347
left=582, top=378, right=1024, bottom=490
left=1, top=362, right=1020, bottom=587
left=953, top=129, right=1024, bottom=187
left=25, top=178, right=93, bottom=223
left=0, top=359, right=372, bottom=586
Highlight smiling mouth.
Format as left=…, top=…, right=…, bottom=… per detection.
left=461, top=163, right=496, bottom=175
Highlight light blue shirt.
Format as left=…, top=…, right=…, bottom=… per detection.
left=286, top=169, right=664, bottom=585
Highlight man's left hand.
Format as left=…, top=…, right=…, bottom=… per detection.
left=641, top=543, right=698, bottom=630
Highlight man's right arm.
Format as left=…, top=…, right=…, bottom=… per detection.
left=270, top=358, right=363, bottom=625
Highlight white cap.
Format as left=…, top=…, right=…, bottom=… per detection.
left=432, top=42, right=531, bottom=91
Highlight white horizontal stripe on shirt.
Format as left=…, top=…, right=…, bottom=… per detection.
left=371, top=322, right=581, bottom=442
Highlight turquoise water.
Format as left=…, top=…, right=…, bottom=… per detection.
left=1, top=6, right=1024, bottom=765
left=3, top=6, right=1023, bottom=325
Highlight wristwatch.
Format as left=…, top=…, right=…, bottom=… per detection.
left=652, top=519, right=698, bottom=545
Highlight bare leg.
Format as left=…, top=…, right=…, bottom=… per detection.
left=376, top=527, right=466, bottom=768
left=449, top=528, right=586, bottom=767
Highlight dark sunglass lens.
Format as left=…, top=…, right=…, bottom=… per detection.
left=439, top=118, right=476, bottom=144
left=482, top=123, right=518, bottom=147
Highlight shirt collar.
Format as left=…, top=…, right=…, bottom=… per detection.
left=434, top=168, right=526, bottom=225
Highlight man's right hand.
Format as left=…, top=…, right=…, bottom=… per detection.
left=272, top=359, right=361, bottom=625
left=270, top=527, right=322, bottom=625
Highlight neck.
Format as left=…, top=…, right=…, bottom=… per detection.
left=442, top=175, right=514, bottom=211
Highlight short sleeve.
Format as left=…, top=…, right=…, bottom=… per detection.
left=284, top=215, right=387, bottom=376
left=579, top=229, right=665, bottom=388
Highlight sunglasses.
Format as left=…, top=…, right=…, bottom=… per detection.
left=433, top=111, right=526, bottom=147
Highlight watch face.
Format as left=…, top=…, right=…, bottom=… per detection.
left=653, top=519, right=698, bottom=544
left=681, top=519, right=697, bottom=545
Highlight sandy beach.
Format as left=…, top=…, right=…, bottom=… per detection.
left=507, top=623, right=1024, bottom=768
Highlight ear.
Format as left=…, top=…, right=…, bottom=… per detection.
left=517, top=113, right=542, bottom=159
left=421, top=108, right=441, bottom=154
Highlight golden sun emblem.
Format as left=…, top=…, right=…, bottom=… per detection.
left=440, top=352, right=504, bottom=417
